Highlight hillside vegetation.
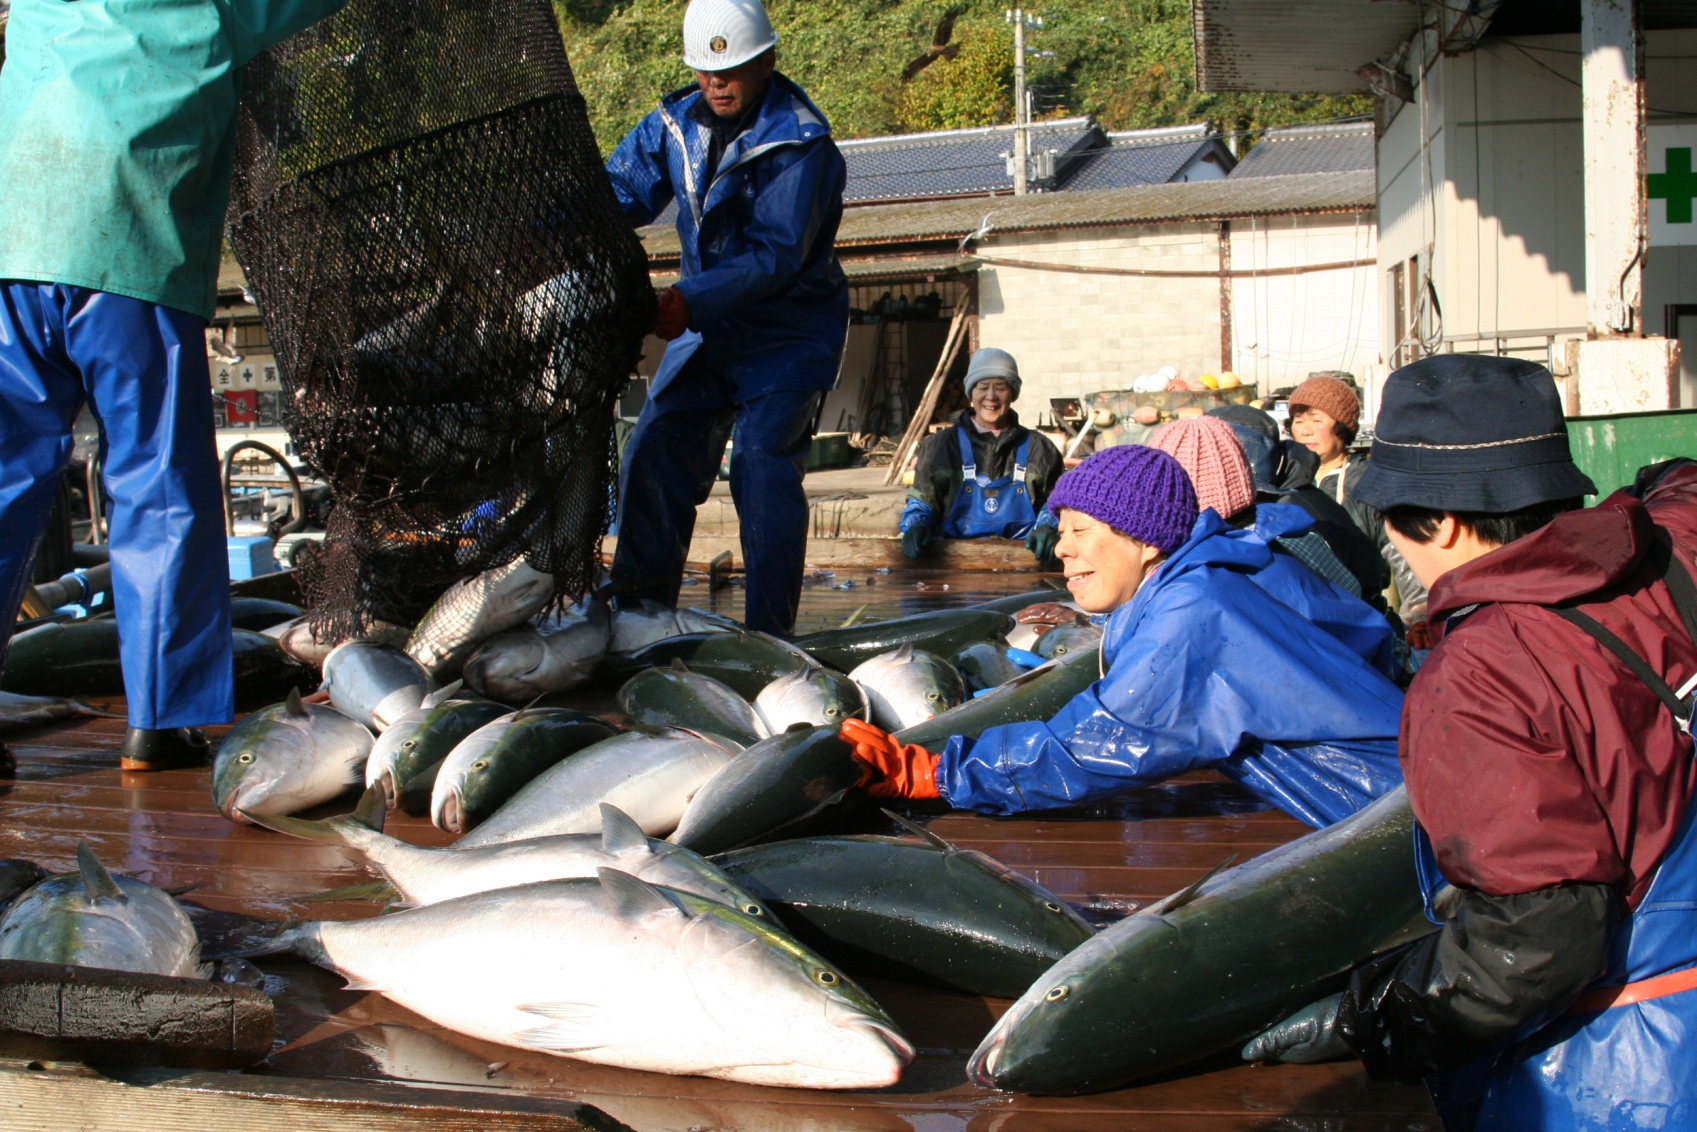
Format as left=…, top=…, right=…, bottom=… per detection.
left=558, top=0, right=1370, bottom=155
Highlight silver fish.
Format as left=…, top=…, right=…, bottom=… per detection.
left=266, top=616, right=411, bottom=668
left=214, top=689, right=374, bottom=822
left=0, top=843, right=206, bottom=978
left=256, top=792, right=773, bottom=916
left=952, top=639, right=1027, bottom=693
left=0, top=690, right=120, bottom=730
left=363, top=681, right=473, bottom=803
left=406, top=559, right=555, bottom=679
left=849, top=643, right=965, bottom=731
left=455, top=728, right=738, bottom=847
left=262, top=869, right=913, bottom=1088
left=753, top=668, right=868, bottom=733
left=608, top=601, right=742, bottom=655
left=322, top=641, right=436, bottom=733
left=617, top=662, right=768, bottom=748
left=1034, top=622, right=1105, bottom=661
left=463, top=598, right=610, bottom=703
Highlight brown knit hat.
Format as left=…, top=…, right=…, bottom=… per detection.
left=1287, top=376, right=1360, bottom=432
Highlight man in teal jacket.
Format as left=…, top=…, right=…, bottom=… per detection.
left=0, top=0, right=348, bottom=768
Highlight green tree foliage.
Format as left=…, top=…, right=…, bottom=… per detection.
left=557, top=0, right=1370, bottom=154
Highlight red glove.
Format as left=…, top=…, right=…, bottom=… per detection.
left=654, top=286, right=691, bottom=340
left=840, top=718, right=940, bottom=800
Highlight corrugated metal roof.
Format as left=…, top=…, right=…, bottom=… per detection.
left=636, top=169, right=1375, bottom=258
left=1193, top=0, right=1420, bottom=94
left=837, top=117, right=1100, bottom=202
left=1061, top=125, right=1235, bottom=191
left=1229, top=120, right=1374, bottom=178
left=650, top=254, right=973, bottom=287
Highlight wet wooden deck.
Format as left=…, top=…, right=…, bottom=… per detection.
left=0, top=706, right=1439, bottom=1131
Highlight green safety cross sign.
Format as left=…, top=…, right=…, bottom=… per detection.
left=1650, top=127, right=1697, bottom=245
left=1650, top=147, right=1697, bottom=224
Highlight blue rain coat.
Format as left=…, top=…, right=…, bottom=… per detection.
left=937, top=510, right=1406, bottom=827
left=606, top=74, right=849, bottom=399
left=1248, top=503, right=1399, bottom=679
left=0, top=0, right=350, bottom=318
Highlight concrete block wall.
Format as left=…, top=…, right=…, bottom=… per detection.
left=974, top=222, right=1223, bottom=416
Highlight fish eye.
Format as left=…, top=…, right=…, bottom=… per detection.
left=402, top=741, right=415, bottom=751
left=825, top=707, right=840, bottom=717
left=1044, top=901, right=1063, bottom=913
left=742, top=903, right=763, bottom=916
left=1045, top=985, right=1070, bottom=1001
left=472, top=760, right=488, bottom=770
left=238, top=753, right=254, bottom=764
left=815, top=969, right=840, bottom=987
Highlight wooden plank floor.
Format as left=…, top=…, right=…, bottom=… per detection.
left=0, top=704, right=1438, bottom=1131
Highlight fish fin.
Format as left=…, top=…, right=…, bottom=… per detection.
left=285, top=687, right=309, bottom=718
left=881, top=809, right=953, bottom=852
left=518, top=1001, right=602, bottom=1021
left=70, top=699, right=127, bottom=720
left=76, top=842, right=126, bottom=903
left=351, top=782, right=387, bottom=834
left=422, top=680, right=464, bottom=709
left=670, top=658, right=691, bottom=674
left=599, top=804, right=651, bottom=856
left=516, top=1003, right=606, bottom=1053
left=1147, top=854, right=1239, bottom=917
left=341, top=976, right=387, bottom=992
left=597, top=867, right=684, bottom=922
left=840, top=604, right=868, bottom=630
left=296, top=880, right=401, bottom=904
left=162, top=884, right=200, bottom=897
left=516, top=692, right=549, bottom=717
left=894, top=641, right=914, bottom=662
left=241, top=803, right=381, bottom=848
left=517, top=1026, right=605, bottom=1054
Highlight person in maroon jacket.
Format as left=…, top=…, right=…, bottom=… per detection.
left=1242, top=355, right=1697, bottom=1131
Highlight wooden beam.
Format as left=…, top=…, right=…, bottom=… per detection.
left=0, top=1060, right=608, bottom=1132
left=883, top=302, right=972, bottom=487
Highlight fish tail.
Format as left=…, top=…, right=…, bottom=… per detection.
left=202, top=916, right=311, bottom=961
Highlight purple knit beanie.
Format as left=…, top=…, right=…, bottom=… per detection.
left=1047, top=445, right=1198, bottom=552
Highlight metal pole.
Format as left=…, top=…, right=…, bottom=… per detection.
left=1013, top=8, right=1028, bottom=197
left=1581, top=0, right=1645, bottom=336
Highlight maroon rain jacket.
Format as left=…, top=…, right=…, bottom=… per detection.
left=1404, top=465, right=1697, bottom=909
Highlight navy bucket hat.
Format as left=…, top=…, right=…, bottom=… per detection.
left=1352, top=354, right=1596, bottom=513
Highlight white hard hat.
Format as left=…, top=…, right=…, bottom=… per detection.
left=683, top=0, right=779, bottom=72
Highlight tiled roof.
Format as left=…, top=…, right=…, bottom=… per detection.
left=1229, top=120, right=1374, bottom=178
left=837, top=117, right=1100, bottom=202
left=1061, top=125, right=1234, bottom=191
left=637, top=169, right=1376, bottom=259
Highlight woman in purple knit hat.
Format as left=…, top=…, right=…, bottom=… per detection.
left=840, top=445, right=1405, bottom=827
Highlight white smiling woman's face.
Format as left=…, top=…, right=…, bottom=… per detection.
left=1054, top=509, right=1167, bottom=614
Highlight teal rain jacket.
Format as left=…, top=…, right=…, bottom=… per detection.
left=0, top=0, right=350, bottom=319
left=938, top=510, right=1406, bottom=828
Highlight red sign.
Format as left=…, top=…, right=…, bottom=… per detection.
left=224, top=390, right=259, bottom=425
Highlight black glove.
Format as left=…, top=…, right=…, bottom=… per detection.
left=1243, top=992, right=1350, bottom=1064
left=1026, top=524, right=1060, bottom=570
left=901, top=524, right=934, bottom=560
left=1338, top=883, right=1619, bottom=1083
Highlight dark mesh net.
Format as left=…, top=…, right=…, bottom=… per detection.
left=228, top=0, right=654, bottom=639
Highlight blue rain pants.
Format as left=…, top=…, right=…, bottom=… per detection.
left=612, top=351, right=822, bottom=636
left=0, top=283, right=232, bottom=729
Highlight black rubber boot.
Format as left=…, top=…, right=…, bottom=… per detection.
left=120, top=727, right=210, bottom=772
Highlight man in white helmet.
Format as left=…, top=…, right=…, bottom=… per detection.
left=606, top=0, right=847, bottom=636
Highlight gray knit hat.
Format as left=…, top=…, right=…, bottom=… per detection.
left=964, top=348, right=1021, bottom=399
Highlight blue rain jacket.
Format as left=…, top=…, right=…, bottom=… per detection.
left=606, top=75, right=848, bottom=398
left=938, top=510, right=1405, bottom=827
left=0, top=0, right=350, bottom=319
left=1247, top=503, right=1399, bottom=679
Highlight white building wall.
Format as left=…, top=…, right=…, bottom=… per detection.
left=1229, top=210, right=1379, bottom=393
left=974, top=215, right=1380, bottom=412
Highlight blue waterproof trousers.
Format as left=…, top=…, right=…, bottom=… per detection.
left=613, top=355, right=821, bottom=636
left=0, top=284, right=232, bottom=729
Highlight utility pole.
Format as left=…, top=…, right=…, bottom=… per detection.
left=1006, top=9, right=1041, bottom=195
left=1581, top=0, right=1645, bottom=336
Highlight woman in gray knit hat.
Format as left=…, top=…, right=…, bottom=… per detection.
left=897, top=348, right=1065, bottom=569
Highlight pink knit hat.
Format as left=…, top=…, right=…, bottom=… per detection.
left=1150, top=416, right=1257, bottom=520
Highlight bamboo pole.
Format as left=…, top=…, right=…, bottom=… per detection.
left=883, top=302, right=971, bottom=487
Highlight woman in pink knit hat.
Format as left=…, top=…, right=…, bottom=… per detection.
left=1148, top=415, right=1396, bottom=677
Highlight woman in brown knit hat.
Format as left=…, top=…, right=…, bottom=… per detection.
left=1286, top=375, right=1430, bottom=639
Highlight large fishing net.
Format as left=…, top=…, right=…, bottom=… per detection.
left=228, top=0, right=655, bottom=639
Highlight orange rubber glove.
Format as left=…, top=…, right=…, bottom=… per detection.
left=654, top=286, right=692, bottom=340
left=840, top=718, right=940, bottom=800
